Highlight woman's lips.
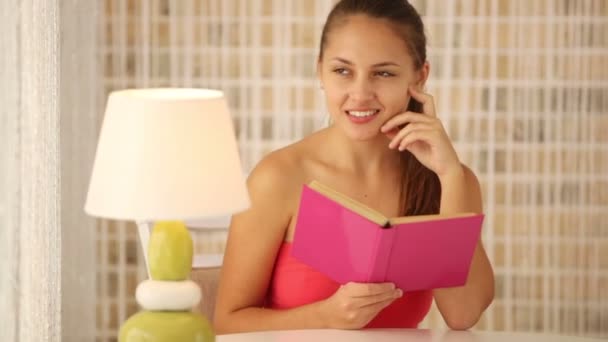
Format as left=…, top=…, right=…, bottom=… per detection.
left=345, top=109, right=380, bottom=124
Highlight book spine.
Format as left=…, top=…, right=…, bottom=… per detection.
left=367, top=228, right=396, bottom=283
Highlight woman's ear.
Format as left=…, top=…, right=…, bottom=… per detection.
left=415, top=61, right=430, bottom=89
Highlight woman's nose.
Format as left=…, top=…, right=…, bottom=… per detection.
left=348, top=77, right=375, bottom=102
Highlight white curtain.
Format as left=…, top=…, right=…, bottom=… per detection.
left=97, top=0, right=607, bottom=339
left=0, top=1, right=99, bottom=341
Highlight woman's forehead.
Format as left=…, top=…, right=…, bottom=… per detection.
left=322, top=18, right=414, bottom=67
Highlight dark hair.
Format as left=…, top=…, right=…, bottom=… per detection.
left=319, top=0, right=441, bottom=216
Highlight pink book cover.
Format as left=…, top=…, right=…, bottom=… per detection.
left=291, top=184, right=485, bottom=292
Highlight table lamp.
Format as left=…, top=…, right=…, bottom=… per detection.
left=85, top=88, right=249, bottom=342
left=187, top=214, right=232, bottom=268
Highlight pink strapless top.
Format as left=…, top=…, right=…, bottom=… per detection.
left=266, top=242, right=433, bottom=328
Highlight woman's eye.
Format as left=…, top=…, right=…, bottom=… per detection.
left=376, top=71, right=395, bottom=77
left=333, top=68, right=350, bottom=76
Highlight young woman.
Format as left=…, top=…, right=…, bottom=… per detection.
left=214, top=0, right=494, bottom=333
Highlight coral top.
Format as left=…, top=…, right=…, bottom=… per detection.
left=267, top=242, right=433, bottom=328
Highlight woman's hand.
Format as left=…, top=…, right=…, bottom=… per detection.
left=319, top=282, right=402, bottom=329
left=381, top=85, right=462, bottom=178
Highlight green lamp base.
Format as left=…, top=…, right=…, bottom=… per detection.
left=119, top=311, right=215, bottom=342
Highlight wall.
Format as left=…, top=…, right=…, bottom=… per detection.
left=96, top=0, right=608, bottom=339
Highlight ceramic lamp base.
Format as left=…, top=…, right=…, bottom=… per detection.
left=119, top=311, right=215, bottom=342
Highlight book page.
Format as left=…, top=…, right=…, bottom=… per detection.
left=389, top=212, right=478, bottom=225
left=308, top=180, right=389, bottom=226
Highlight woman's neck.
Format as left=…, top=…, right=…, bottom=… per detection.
left=322, top=125, right=402, bottom=179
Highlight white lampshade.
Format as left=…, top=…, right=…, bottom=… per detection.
left=85, top=88, right=250, bottom=221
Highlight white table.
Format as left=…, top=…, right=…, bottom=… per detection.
left=217, top=329, right=605, bottom=342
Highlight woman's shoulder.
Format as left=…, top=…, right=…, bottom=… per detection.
left=246, top=142, right=305, bottom=196
left=251, top=130, right=326, bottom=178
left=460, top=163, right=481, bottom=187
left=246, top=131, right=328, bottom=201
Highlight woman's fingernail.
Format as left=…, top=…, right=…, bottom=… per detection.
left=396, top=289, right=403, bottom=298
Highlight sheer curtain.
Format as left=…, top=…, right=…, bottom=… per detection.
left=0, top=1, right=98, bottom=341
left=96, top=0, right=607, bottom=339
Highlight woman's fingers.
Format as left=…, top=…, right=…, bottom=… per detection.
left=340, top=282, right=402, bottom=308
left=398, top=130, right=438, bottom=151
left=325, top=282, right=403, bottom=329
left=343, top=282, right=396, bottom=297
left=381, top=86, right=437, bottom=135
left=349, top=288, right=403, bottom=308
left=381, top=111, right=435, bottom=133
left=388, top=123, right=434, bottom=149
left=358, top=296, right=399, bottom=318
left=408, top=85, right=436, bottom=117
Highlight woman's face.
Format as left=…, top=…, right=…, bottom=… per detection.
left=318, top=14, right=428, bottom=141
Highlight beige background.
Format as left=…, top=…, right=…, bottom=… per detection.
left=96, top=0, right=607, bottom=341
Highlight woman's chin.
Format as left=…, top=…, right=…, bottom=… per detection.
left=344, top=128, right=384, bottom=142
left=331, top=119, right=386, bottom=142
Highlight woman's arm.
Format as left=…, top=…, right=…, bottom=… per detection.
left=213, top=153, right=326, bottom=333
left=433, top=164, right=495, bottom=330
left=213, top=152, right=402, bottom=333
left=381, top=86, right=495, bottom=330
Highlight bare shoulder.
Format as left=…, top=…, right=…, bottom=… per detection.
left=461, top=164, right=481, bottom=187
left=244, top=140, right=311, bottom=221
left=248, top=144, right=305, bottom=195
left=242, top=131, right=328, bottom=230
left=249, top=131, right=324, bottom=185
left=247, top=150, right=292, bottom=195
left=460, top=163, right=483, bottom=211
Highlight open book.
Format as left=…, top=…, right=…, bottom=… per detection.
left=291, top=180, right=484, bottom=292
